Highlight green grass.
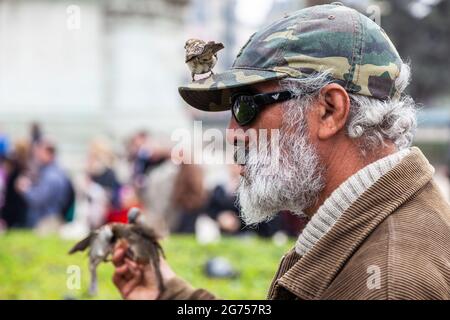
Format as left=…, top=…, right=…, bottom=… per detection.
left=0, top=231, right=293, bottom=300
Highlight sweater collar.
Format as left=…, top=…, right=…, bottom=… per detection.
left=270, top=147, right=435, bottom=300
left=295, top=148, right=410, bottom=256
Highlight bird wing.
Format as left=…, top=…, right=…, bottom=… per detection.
left=128, top=225, right=165, bottom=260
left=125, top=226, right=166, bottom=292
left=68, top=232, right=95, bottom=254
left=203, top=41, right=224, bottom=57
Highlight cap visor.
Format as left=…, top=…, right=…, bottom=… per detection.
left=178, top=68, right=288, bottom=112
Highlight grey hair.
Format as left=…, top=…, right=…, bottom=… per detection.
left=280, top=63, right=417, bottom=153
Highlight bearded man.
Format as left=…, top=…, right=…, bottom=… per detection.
left=112, top=3, right=450, bottom=300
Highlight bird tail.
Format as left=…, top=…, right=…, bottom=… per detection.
left=204, top=41, right=224, bottom=55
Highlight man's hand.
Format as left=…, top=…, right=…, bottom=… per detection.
left=112, top=242, right=176, bottom=300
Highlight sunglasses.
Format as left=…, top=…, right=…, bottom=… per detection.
left=231, top=90, right=295, bottom=126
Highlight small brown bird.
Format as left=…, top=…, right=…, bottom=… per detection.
left=68, top=208, right=165, bottom=296
left=185, top=39, right=224, bottom=81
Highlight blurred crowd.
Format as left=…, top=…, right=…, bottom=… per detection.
left=0, top=124, right=74, bottom=233
left=0, top=123, right=307, bottom=240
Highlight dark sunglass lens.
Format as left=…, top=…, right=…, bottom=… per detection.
left=233, top=97, right=255, bottom=125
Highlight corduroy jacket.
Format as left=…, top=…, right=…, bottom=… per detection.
left=161, top=147, right=450, bottom=300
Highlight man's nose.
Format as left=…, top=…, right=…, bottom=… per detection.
left=226, top=116, right=248, bottom=146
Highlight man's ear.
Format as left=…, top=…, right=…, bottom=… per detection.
left=316, top=83, right=350, bottom=140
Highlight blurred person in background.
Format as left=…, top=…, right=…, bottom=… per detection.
left=75, top=174, right=109, bottom=230
left=30, top=122, right=42, bottom=146
left=15, top=138, right=72, bottom=232
left=172, top=163, right=208, bottom=234
left=27, top=122, right=44, bottom=183
left=86, top=139, right=121, bottom=211
left=0, top=158, right=5, bottom=210
left=0, top=159, right=5, bottom=232
left=107, top=184, right=142, bottom=224
left=127, top=130, right=170, bottom=188
left=0, top=140, right=30, bottom=229
left=0, top=129, right=8, bottom=211
left=0, top=128, right=10, bottom=158
left=207, top=164, right=242, bottom=235
left=139, top=156, right=179, bottom=237
left=77, top=138, right=122, bottom=228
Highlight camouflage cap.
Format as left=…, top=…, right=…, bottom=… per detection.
left=178, top=2, right=402, bottom=112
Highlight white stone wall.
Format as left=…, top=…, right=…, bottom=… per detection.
left=0, top=0, right=189, bottom=173
left=0, top=0, right=306, bottom=175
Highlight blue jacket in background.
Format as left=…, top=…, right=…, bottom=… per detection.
left=25, top=162, right=71, bottom=227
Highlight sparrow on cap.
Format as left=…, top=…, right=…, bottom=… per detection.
left=68, top=208, right=165, bottom=296
left=185, top=39, right=224, bottom=81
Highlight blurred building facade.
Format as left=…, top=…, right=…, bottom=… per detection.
left=0, top=0, right=191, bottom=172
left=0, top=0, right=306, bottom=173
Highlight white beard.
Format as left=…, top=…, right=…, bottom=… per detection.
left=237, top=117, right=325, bottom=226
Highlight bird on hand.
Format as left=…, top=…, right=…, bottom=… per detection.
left=184, top=39, right=224, bottom=81
left=68, top=208, right=164, bottom=296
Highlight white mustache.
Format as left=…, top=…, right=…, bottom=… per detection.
left=234, top=147, right=248, bottom=165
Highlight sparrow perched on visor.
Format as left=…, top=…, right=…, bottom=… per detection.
left=184, top=39, right=224, bottom=81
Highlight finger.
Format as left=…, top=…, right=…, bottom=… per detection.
left=126, top=259, right=148, bottom=274
left=112, top=270, right=126, bottom=289
left=122, top=268, right=144, bottom=299
left=115, top=263, right=130, bottom=276
left=125, top=258, right=139, bottom=269
left=112, top=264, right=134, bottom=290
left=112, top=246, right=127, bottom=267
